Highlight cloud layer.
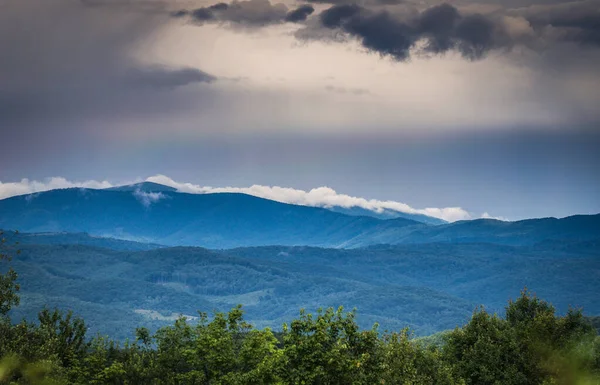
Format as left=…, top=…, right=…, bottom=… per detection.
left=0, top=178, right=113, bottom=200
left=0, top=175, right=474, bottom=222
left=174, top=0, right=600, bottom=62
left=307, top=0, right=600, bottom=61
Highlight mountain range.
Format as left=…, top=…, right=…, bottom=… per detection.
left=1, top=182, right=599, bottom=248
left=1, top=183, right=599, bottom=340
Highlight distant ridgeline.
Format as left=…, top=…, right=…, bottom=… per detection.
left=0, top=182, right=599, bottom=248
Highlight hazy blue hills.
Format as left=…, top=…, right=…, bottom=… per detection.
left=1, top=231, right=163, bottom=251
left=342, top=214, right=600, bottom=247
left=2, top=232, right=598, bottom=340
left=0, top=184, right=599, bottom=248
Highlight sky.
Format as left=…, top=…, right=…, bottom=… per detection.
left=0, top=0, right=599, bottom=221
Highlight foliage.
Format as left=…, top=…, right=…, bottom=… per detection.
left=0, top=231, right=20, bottom=318
left=443, top=290, right=599, bottom=385
left=0, top=293, right=598, bottom=384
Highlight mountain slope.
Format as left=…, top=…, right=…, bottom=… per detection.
left=0, top=187, right=422, bottom=248
left=327, top=206, right=447, bottom=225
left=107, top=182, right=446, bottom=225
left=1, top=230, right=163, bottom=251
left=1, top=185, right=599, bottom=248
left=343, top=215, right=600, bottom=247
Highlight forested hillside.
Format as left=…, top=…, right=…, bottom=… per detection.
left=2, top=232, right=599, bottom=340
left=1, top=226, right=600, bottom=384
left=1, top=248, right=600, bottom=384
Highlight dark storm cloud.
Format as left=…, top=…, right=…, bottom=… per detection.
left=171, top=9, right=190, bottom=18
left=316, top=3, right=510, bottom=60
left=417, top=3, right=460, bottom=54
left=285, top=5, right=315, bottom=23
left=182, top=3, right=232, bottom=21
left=169, top=0, right=600, bottom=61
left=293, top=0, right=600, bottom=61
left=320, top=4, right=362, bottom=27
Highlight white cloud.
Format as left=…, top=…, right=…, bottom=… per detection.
left=133, top=189, right=166, bottom=208
left=0, top=177, right=113, bottom=200
left=0, top=175, right=475, bottom=222
left=481, top=212, right=509, bottom=221
left=146, top=174, right=472, bottom=222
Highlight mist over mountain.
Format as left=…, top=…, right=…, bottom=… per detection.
left=326, top=205, right=447, bottom=225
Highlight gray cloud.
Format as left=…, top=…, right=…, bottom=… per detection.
left=125, top=67, right=217, bottom=89
left=297, top=1, right=600, bottom=61
left=285, top=5, right=315, bottom=22
left=179, top=0, right=292, bottom=27
left=316, top=3, right=513, bottom=61
left=510, top=1, right=600, bottom=46
left=169, top=0, right=600, bottom=62
left=305, top=0, right=405, bottom=5
left=0, top=0, right=217, bottom=131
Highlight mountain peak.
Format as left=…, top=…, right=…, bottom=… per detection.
left=107, top=182, right=178, bottom=193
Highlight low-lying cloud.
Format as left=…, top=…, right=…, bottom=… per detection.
left=133, top=189, right=166, bottom=207
left=0, top=175, right=477, bottom=222
left=147, top=175, right=472, bottom=221
left=0, top=177, right=113, bottom=200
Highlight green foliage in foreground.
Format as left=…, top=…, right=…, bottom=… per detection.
left=1, top=296, right=599, bottom=384
left=2, top=235, right=600, bottom=384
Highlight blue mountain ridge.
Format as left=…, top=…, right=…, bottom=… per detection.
left=0, top=182, right=598, bottom=248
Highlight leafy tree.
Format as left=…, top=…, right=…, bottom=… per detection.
left=381, top=329, right=458, bottom=385
left=280, top=307, right=382, bottom=385
left=0, top=231, right=20, bottom=318
left=443, top=290, right=599, bottom=385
